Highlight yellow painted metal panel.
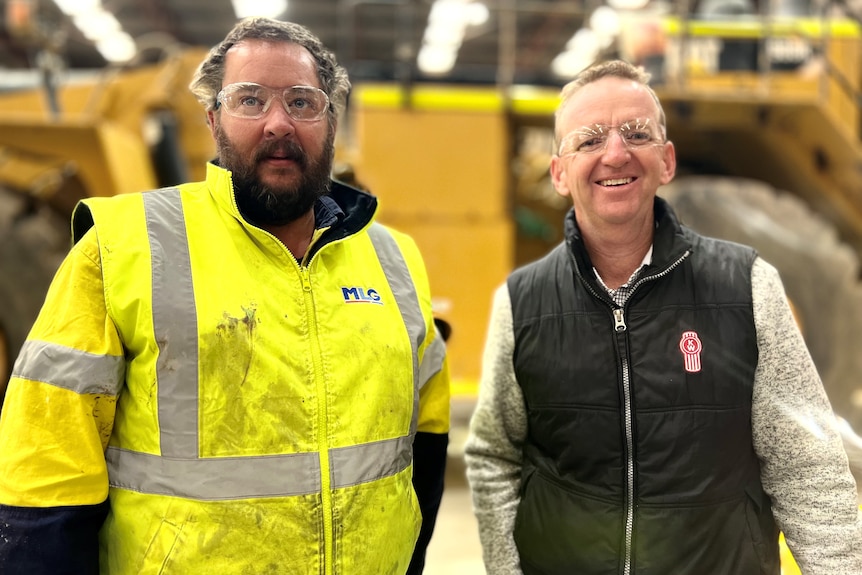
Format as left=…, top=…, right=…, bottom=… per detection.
left=663, top=16, right=861, bottom=38
left=0, top=120, right=157, bottom=198
left=353, top=105, right=510, bottom=218
left=377, top=218, right=514, bottom=393
left=353, top=84, right=506, bottom=112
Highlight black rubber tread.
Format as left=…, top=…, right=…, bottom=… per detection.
left=661, top=176, right=862, bottom=430
left=0, top=186, right=69, bottom=404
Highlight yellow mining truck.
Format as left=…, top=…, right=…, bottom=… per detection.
left=350, top=6, right=862, bottom=431
left=2, top=2, right=861, bottom=440
left=0, top=45, right=216, bottom=396
left=347, top=7, right=862, bottom=570
left=632, top=7, right=862, bottom=433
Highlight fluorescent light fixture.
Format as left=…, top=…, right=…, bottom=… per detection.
left=465, top=2, right=489, bottom=26
left=418, top=0, right=488, bottom=75
left=607, top=0, right=650, bottom=10
left=565, top=28, right=600, bottom=52
left=73, top=10, right=121, bottom=42
left=417, top=44, right=457, bottom=75
left=53, top=0, right=100, bottom=16
left=552, top=50, right=595, bottom=79
left=429, top=0, right=466, bottom=23
left=231, top=0, right=287, bottom=19
left=96, top=31, right=137, bottom=62
left=554, top=28, right=601, bottom=79
left=424, top=22, right=465, bottom=47
left=589, top=6, right=620, bottom=36
left=53, top=0, right=138, bottom=63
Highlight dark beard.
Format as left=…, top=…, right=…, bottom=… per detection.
left=216, top=126, right=334, bottom=227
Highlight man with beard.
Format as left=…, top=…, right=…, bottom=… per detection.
left=0, top=17, right=451, bottom=575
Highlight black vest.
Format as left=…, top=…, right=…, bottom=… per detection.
left=507, top=198, right=779, bottom=575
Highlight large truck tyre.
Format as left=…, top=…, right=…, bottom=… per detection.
left=0, top=186, right=68, bottom=404
left=661, top=176, right=862, bottom=431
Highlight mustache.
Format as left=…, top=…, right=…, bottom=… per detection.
left=255, top=140, right=306, bottom=167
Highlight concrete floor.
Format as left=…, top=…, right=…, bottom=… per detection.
left=423, top=478, right=485, bottom=575
left=423, top=402, right=486, bottom=575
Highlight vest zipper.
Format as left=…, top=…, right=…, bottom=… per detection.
left=572, top=248, right=690, bottom=575
left=612, top=308, right=635, bottom=575
left=613, top=308, right=626, bottom=332
left=621, top=352, right=635, bottom=575
left=619, top=250, right=689, bottom=575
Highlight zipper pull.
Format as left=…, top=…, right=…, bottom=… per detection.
left=613, top=308, right=627, bottom=332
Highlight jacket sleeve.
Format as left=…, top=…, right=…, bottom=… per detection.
left=0, top=229, right=122, bottom=572
left=464, top=284, right=527, bottom=575
left=0, top=502, right=109, bottom=575
left=408, top=322, right=451, bottom=574
left=407, top=430, right=449, bottom=575
left=750, top=257, right=862, bottom=574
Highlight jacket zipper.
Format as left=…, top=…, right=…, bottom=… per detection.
left=300, top=266, right=335, bottom=575
left=573, top=249, right=690, bottom=575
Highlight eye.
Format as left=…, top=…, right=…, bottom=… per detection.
left=623, top=129, right=654, bottom=146
left=238, top=95, right=265, bottom=108
left=290, top=97, right=310, bottom=110
left=577, top=134, right=607, bottom=153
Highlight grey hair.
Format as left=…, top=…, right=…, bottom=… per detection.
left=189, top=17, right=351, bottom=130
left=554, top=59, right=667, bottom=146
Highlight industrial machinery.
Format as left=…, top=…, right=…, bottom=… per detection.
left=0, top=3, right=859, bottom=572
left=351, top=3, right=862, bottom=432
left=651, top=9, right=862, bottom=432
left=0, top=18, right=215, bottom=398
left=2, top=1, right=862, bottom=436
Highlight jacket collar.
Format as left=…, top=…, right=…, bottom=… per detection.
left=205, top=162, right=379, bottom=241
left=564, top=195, right=692, bottom=280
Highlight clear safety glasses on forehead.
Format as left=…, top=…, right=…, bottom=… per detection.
left=558, top=118, right=665, bottom=157
left=215, top=82, right=330, bottom=121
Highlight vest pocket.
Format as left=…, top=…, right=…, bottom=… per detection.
left=513, top=467, right=623, bottom=574
left=744, top=484, right=781, bottom=574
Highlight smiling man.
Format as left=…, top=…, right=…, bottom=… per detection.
left=464, top=59, right=862, bottom=575
left=0, top=17, right=450, bottom=575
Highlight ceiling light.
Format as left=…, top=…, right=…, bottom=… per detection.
left=418, top=44, right=457, bottom=75
left=53, top=0, right=100, bottom=16
left=231, top=0, right=287, bottom=19
left=552, top=50, right=595, bottom=79
left=607, top=0, right=650, bottom=10
left=73, top=10, right=121, bottom=42
left=589, top=6, right=621, bottom=36
left=96, top=32, right=137, bottom=63
left=465, top=2, right=490, bottom=26
left=428, top=0, right=465, bottom=23
left=424, top=23, right=465, bottom=47
left=565, top=28, right=600, bottom=52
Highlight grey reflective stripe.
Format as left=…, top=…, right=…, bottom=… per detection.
left=330, top=436, right=413, bottom=489
left=12, top=340, right=124, bottom=396
left=367, top=223, right=425, bottom=434
left=418, top=332, right=446, bottom=390
left=106, top=446, right=321, bottom=499
left=104, top=210, right=420, bottom=500
left=143, top=190, right=199, bottom=459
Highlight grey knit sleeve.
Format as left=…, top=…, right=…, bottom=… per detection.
left=464, top=284, right=527, bottom=575
left=750, top=257, right=862, bottom=574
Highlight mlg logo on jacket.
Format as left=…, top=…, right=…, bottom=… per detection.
left=341, top=286, right=383, bottom=305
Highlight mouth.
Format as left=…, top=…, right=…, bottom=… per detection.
left=257, top=142, right=305, bottom=167
left=265, top=154, right=295, bottom=162
left=597, top=177, right=635, bottom=187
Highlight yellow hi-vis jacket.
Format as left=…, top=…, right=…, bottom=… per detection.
left=0, top=163, right=451, bottom=574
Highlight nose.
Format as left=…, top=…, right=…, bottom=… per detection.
left=262, top=99, right=297, bottom=139
left=601, top=130, right=630, bottom=165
